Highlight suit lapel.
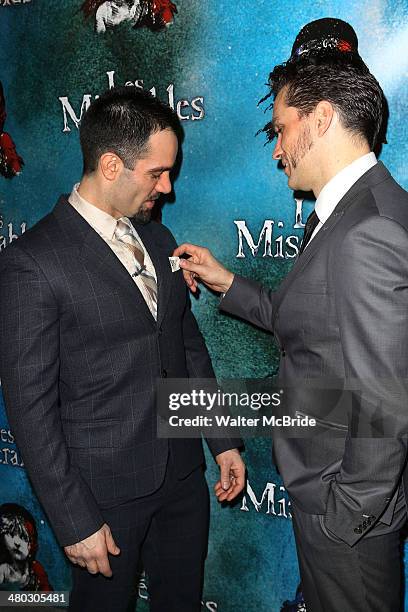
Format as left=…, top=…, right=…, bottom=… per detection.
left=271, top=207, right=347, bottom=329
left=272, top=162, right=391, bottom=329
left=133, top=222, right=173, bottom=328
left=52, top=197, right=157, bottom=328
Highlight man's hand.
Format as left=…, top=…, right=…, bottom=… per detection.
left=173, top=243, right=234, bottom=294
left=214, top=449, right=246, bottom=502
left=64, top=523, right=120, bottom=577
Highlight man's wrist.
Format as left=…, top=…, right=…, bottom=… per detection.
left=221, top=272, right=235, bottom=296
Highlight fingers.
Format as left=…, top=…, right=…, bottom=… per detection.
left=179, top=258, right=204, bottom=275
left=85, top=559, right=99, bottom=574
left=214, top=471, right=245, bottom=502
left=71, top=549, right=113, bottom=577
left=214, top=450, right=246, bottom=503
left=65, top=549, right=108, bottom=575
left=173, top=243, right=205, bottom=259
left=214, top=470, right=236, bottom=500
left=105, top=525, right=121, bottom=556
left=173, top=243, right=208, bottom=293
left=95, top=551, right=113, bottom=578
left=219, top=462, right=232, bottom=491
left=214, top=479, right=236, bottom=502
left=228, top=468, right=246, bottom=500
left=65, top=552, right=78, bottom=565
left=73, top=553, right=113, bottom=577
left=63, top=524, right=119, bottom=577
left=173, top=243, right=234, bottom=294
left=182, top=269, right=198, bottom=292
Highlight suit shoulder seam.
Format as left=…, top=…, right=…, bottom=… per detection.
left=6, top=241, right=60, bottom=307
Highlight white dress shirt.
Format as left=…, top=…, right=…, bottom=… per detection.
left=306, top=152, right=377, bottom=248
left=221, top=153, right=378, bottom=300
left=68, top=184, right=157, bottom=318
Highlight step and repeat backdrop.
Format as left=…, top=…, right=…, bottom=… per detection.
left=1, top=1, right=408, bottom=610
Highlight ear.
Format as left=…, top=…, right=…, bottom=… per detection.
left=99, top=152, right=124, bottom=181
left=314, top=100, right=336, bottom=137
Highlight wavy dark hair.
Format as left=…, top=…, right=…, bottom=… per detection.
left=259, top=52, right=385, bottom=150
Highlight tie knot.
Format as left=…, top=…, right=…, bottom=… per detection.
left=299, top=209, right=320, bottom=254
left=115, top=218, right=134, bottom=240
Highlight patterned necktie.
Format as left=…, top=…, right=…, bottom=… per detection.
left=114, top=218, right=158, bottom=314
left=299, top=210, right=320, bottom=254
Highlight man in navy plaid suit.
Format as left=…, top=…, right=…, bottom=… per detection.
left=0, top=87, right=244, bottom=611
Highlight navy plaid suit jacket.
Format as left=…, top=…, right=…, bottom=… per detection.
left=0, top=196, right=240, bottom=546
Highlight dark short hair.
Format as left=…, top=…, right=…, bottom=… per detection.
left=79, top=86, right=182, bottom=175
left=259, top=54, right=385, bottom=150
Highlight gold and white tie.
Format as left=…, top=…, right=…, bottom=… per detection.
left=114, top=218, right=158, bottom=317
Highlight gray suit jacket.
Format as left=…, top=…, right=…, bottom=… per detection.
left=0, top=196, right=240, bottom=546
left=221, top=162, right=408, bottom=546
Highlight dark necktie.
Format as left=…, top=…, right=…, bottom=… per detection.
left=299, top=210, right=320, bottom=254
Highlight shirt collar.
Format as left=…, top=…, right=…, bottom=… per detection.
left=68, top=183, right=118, bottom=241
left=315, top=152, right=377, bottom=225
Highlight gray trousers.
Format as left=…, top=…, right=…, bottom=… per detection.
left=291, top=499, right=406, bottom=612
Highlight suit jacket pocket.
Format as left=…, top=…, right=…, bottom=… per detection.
left=317, top=513, right=344, bottom=544
left=295, top=410, right=348, bottom=432
left=62, top=419, right=121, bottom=448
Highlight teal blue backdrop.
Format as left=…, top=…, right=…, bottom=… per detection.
left=0, top=1, right=407, bottom=610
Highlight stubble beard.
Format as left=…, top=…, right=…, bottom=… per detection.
left=133, top=206, right=152, bottom=224
left=288, top=123, right=313, bottom=171
left=132, top=195, right=159, bottom=224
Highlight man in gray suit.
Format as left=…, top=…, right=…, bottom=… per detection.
left=174, top=18, right=408, bottom=612
left=0, top=87, right=244, bottom=611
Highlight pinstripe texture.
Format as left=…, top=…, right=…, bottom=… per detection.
left=0, top=196, right=240, bottom=547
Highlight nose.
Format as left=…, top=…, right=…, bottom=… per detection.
left=157, top=171, right=172, bottom=194
left=272, top=134, right=282, bottom=160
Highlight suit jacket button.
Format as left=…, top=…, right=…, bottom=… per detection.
left=162, top=369, right=168, bottom=378
left=354, top=526, right=362, bottom=534
left=281, top=349, right=286, bottom=356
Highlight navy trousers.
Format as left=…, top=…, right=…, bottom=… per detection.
left=69, top=454, right=209, bottom=612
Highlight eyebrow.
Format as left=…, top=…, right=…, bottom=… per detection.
left=148, top=166, right=173, bottom=173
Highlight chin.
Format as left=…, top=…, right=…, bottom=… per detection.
left=132, top=209, right=152, bottom=224
left=288, top=175, right=308, bottom=192
left=287, top=175, right=297, bottom=190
